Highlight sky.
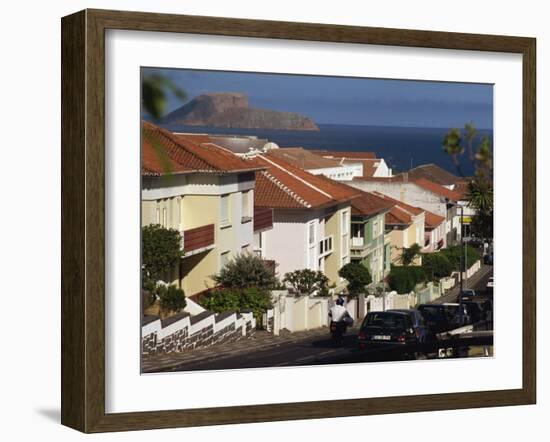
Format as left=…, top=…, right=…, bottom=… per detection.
left=143, top=67, right=493, bottom=129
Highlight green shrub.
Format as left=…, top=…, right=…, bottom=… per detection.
left=387, top=266, right=426, bottom=293
left=441, top=245, right=480, bottom=271
left=241, top=287, right=273, bottom=324
left=338, top=262, right=372, bottom=296
left=283, top=269, right=329, bottom=296
left=156, top=284, right=186, bottom=314
left=200, top=287, right=272, bottom=326
left=142, top=224, right=182, bottom=285
left=199, top=288, right=241, bottom=313
left=422, top=252, right=453, bottom=280
left=212, top=253, right=277, bottom=289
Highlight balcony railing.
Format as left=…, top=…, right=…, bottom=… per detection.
left=181, top=224, right=215, bottom=257
left=253, top=207, right=273, bottom=233
left=351, top=237, right=365, bottom=248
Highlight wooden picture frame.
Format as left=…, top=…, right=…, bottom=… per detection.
left=61, top=8, right=536, bottom=433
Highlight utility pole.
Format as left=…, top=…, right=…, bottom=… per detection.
left=459, top=204, right=464, bottom=295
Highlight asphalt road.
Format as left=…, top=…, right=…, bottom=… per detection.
left=162, top=330, right=361, bottom=372
left=430, top=265, right=493, bottom=304
left=160, top=328, right=493, bottom=372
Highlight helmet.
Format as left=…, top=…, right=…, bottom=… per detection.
left=336, top=297, right=345, bottom=306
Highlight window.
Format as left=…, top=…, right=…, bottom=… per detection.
left=372, top=220, right=379, bottom=238
left=155, top=207, right=160, bottom=224
left=308, top=222, right=316, bottom=245
left=221, top=251, right=230, bottom=268
left=221, top=194, right=231, bottom=225
left=241, top=190, right=251, bottom=218
left=162, top=208, right=167, bottom=227
left=242, top=244, right=250, bottom=253
left=342, top=211, right=349, bottom=234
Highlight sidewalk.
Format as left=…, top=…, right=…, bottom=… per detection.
left=142, top=326, right=334, bottom=373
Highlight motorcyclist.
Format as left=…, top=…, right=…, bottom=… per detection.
left=328, top=297, right=352, bottom=345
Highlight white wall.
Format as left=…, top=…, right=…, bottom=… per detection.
left=263, top=210, right=309, bottom=277
left=1, top=1, right=547, bottom=442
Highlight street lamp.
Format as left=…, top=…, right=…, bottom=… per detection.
left=446, top=198, right=467, bottom=295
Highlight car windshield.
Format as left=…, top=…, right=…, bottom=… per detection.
left=420, top=306, right=457, bottom=321
left=364, top=313, right=408, bottom=329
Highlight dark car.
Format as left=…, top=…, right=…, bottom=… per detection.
left=417, top=303, right=460, bottom=334
left=458, top=289, right=476, bottom=303
left=386, top=309, right=431, bottom=343
left=357, top=311, right=419, bottom=350
left=455, top=301, right=486, bottom=327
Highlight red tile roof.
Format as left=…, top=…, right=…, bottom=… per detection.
left=413, top=178, right=462, bottom=201
left=407, top=163, right=460, bottom=186
left=251, top=154, right=361, bottom=209
left=371, top=191, right=445, bottom=228
left=452, top=179, right=470, bottom=200
left=424, top=211, right=446, bottom=229
left=267, top=147, right=342, bottom=170
left=141, top=121, right=264, bottom=176
left=322, top=184, right=394, bottom=217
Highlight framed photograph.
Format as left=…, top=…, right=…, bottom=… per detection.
left=61, top=9, right=536, bottom=433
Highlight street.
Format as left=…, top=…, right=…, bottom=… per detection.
left=429, top=264, right=493, bottom=304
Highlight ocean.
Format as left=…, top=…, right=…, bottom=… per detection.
left=160, top=123, right=493, bottom=177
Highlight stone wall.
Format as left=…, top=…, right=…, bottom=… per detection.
left=142, top=310, right=256, bottom=356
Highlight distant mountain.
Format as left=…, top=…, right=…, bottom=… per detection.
left=162, top=93, right=319, bottom=131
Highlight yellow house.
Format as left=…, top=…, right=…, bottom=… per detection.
left=371, top=192, right=425, bottom=266
left=141, top=122, right=266, bottom=298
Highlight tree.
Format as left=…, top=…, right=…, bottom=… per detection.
left=400, top=243, right=422, bottom=266
left=142, top=73, right=186, bottom=120
left=442, top=128, right=465, bottom=177
left=141, top=224, right=182, bottom=286
left=338, top=262, right=372, bottom=296
left=464, top=121, right=477, bottom=161
left=212, top=253, right=277, bottom=289
left=156, top=284, right=186, bottom=316
left=283, top=269, right=329, bottom=296
left=443, top=123, right=493, bottom=244
left=422, top=252, right=453, bottom=280
left=387, top=266, right=426, bottom=294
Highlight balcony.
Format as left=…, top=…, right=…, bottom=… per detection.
left=351, top=236, right=366, bottom=248
left=181, top=224, right=215, bottom=257
left=253, top=207, right=273, bottom=233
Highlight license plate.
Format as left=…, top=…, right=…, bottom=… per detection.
left=372, top=335, right=391, bottom=341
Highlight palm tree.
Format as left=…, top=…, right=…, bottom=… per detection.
left=442, top=128, right=465, bottom=177
left=466, top=178, right=493, bottom=213
left=464, top=122, right=477, bottom=161
left=141, top=73, right=186, bottom=120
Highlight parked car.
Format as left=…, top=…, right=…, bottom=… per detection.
left=486, top=276, right=494, bottom=297
left=386, top=309, right=431, bottom=343
left=455, top=301, right=484, bottom=326
left=417, top=303, right=460, bottom=334
left=458, top=288, right=476, bottom=303
left=357, top=311, right=420, bottom=350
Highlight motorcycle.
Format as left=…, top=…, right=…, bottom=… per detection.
left=330, top=314, right=353, bottom=346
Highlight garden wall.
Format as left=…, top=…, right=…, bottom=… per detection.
left=142, top=310, right=256, bottom=356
